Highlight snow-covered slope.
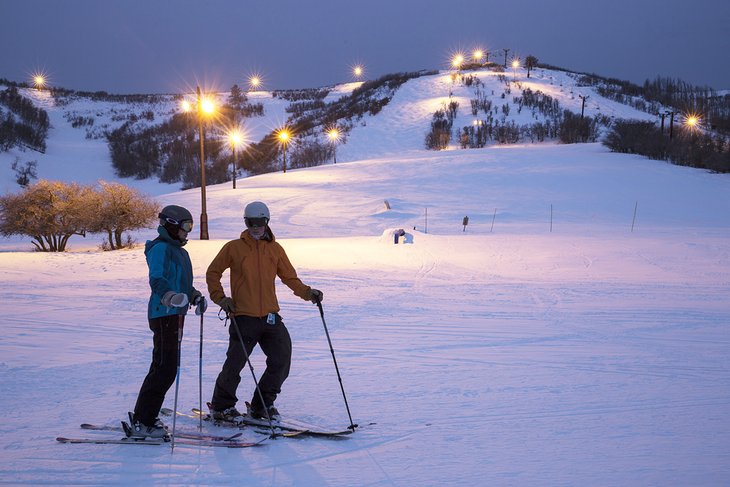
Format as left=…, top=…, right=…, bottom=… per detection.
left=1, top=69, right=729, bottom=486
left=1, top=66, right=657, bottom=195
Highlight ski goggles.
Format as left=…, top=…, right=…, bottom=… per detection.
left=162, top=216, right=194, bottom=232
left=244, top=217, right=268, bottom=228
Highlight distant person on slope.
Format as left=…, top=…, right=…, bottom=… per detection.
left=206, top=201, right=323, bottom=422
left=127, top=205, right=207, bottom=439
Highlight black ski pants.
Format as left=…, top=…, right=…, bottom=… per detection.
left=211, top=314, right=292, bottom=411
left=134, top=314, right=182, bottom=426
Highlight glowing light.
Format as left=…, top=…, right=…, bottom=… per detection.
left=277, top=128, right=291, bottom=144
left=181, top=100, right=192, bottom=112
left=327, top=128, right=340, bottom=142
left=473, top=50, right=484, bottom=62
left=228, top=129, right=244, bottom=147
left=200, top=97, right=215, bottom=114
left=33, top=74, right=46, bottom=89
left=353, top=65, right=364, bottom=78
left=512, top=59, right=520, bottom=69
left=452, top=53, right=465, bottom=69
left=684, top=113, right=701, bottom=130
left=249, top=75, right=262, bottom=91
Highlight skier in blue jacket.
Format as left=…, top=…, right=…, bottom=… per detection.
left=126, top=204, right=207, bottom=439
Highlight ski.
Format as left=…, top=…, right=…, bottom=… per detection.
left=192, top=404, right=354, bottom=437
left=57, top=436, right=164, bottom=446
left=80, top=423, right=243, bottom=442
left=57, top=435, right=262, bottom=448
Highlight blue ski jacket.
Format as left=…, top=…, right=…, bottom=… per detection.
left=145, top=226, right=198, bottom=319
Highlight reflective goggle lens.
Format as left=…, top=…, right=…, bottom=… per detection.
left=245, top=217, right=268, bottom=228
left=162, top=216, right=193, bottom=232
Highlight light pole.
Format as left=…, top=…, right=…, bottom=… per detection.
left=228, top=129, right=243, bottom=189
left=184, top=86, right=215, bottom=239
left=666, top=110, right=677, bottom=140
left=511, top=59, right=520, bottom=81
left=277, top=128, right=291, bottom=173
left=327, top=127, right=340, bottom=164
left=579, top=94, right=589, bottom=119
left=473, top=49, right=484, bottom=65
left=452, top=53, right=464, bottom=71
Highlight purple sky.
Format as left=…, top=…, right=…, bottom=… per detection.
left=2, top=0, right=728, bottom=94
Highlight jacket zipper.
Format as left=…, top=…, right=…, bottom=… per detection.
left=256, top=239, right=264, bottom=317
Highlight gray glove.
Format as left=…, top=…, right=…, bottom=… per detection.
left=309, top=289, right=323, bottom=304
left=194, top=295, right=208, bottom=315
left=218, top=297, right=235, bottom=315
left=162, top=291, right=189, bottom=308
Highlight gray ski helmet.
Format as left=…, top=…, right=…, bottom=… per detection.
left=244, top=201, right=270, bottom=220
left=159, top=204, right=193, bottom=227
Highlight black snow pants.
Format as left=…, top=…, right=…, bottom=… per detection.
left=133, top=314, right=182, bottom=426
left=211, top=314, right=292, bottom=411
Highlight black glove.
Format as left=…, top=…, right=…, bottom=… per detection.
left=218, top=297, right=235, bottom=315
left=309, top=289, right=323, bottom=304
left=194, top=296, right=208, bottom=315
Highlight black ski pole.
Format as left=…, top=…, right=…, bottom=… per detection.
left=316, top=300, right=357, bottom=431
left=198, top=311, right=204, bottom=431
left=227, top=312, right=278, bottom=438
left=171, top=314, right=184, bottom=452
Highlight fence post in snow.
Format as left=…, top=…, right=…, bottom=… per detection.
left=631, top=201, right=638, bottom=232
left=490, top=208, right=497, bottom=233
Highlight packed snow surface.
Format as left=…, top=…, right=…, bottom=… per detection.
left=1, top=70, right=729, bottom=485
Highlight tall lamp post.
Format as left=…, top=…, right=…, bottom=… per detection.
left=277, top=128, right=291, bottom=173
left=327, top=127, right=340, bottom=164
left=183, top=86, right=215, bottom=239
left=228, top=129, right=243, bottom=189
left=511, top=59, right=520, bottom=81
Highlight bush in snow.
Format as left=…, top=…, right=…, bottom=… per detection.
left=0, top=180, right=159, bottom=252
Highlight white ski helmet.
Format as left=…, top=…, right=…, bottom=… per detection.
left=244, top=201, right=270, bottom=220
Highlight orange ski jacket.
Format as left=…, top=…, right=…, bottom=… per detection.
left=206, top=229, right=312, bottom=317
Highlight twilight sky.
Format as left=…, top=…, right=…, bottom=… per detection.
left=1, top=0, right=728, bottom=94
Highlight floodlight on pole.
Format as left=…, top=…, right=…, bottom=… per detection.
left=33, top=74, right=46, bottom=90
left=193, top=85, right=216, bottom=240
left=684, top=113, right=701, bottom=131
left=277, top=127, right=291, bottom=173
left=228, top=129, right=244, bottom=189
left=327, top=127, right=340, bottom=164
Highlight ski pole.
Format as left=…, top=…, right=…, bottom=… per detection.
left=227, top=312, right=278, bottom=438
left=316, top=300, right=357, bottom=431
left=199, top=311, right=204, bottom=431
left=171, top=314, right=184, bottom=452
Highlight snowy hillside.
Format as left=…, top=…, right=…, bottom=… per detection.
left=1, top=68, right=729, bottom=485
left=1, top=66, right=657, bottom=196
